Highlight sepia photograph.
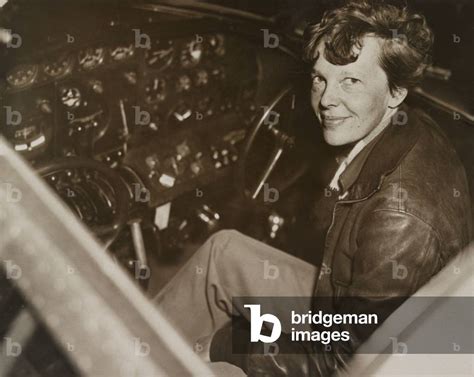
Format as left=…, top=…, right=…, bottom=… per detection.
left=0, top=0, right=473, bottom=376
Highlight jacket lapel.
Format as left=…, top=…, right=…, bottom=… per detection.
left=343, top=105, right=422, bottom=201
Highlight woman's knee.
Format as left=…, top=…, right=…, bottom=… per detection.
left=208, top=229, right=239, bottom=252
left=193, top=230, right=237, bottom=265
left=201, top=229, right=261, bottom=272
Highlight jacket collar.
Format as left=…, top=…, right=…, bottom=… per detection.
left=339, top=104, right=422, bottom=201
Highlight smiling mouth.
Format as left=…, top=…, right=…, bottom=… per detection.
left=321, top=115, right=350, bottom=127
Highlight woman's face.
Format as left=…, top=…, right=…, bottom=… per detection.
left=310, top=36, right=404, bottom=146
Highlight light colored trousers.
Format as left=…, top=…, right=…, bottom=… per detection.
left=153, top=229, right=318, bottom=351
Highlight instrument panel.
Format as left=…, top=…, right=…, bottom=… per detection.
left=1, top=28, right=260, bottom=203
left=5, top=43, right=136, bottom=90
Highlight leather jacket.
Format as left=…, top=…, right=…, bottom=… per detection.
left=211, top=105, right=472, bottom=376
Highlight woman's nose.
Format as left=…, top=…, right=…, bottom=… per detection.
left=319, top=82, right=340, bottom=108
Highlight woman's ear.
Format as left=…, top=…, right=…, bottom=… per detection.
left=388, top=87, right=408, bottom=109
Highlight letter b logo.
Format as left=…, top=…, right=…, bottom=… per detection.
left=263, top=183, right=279, bottom=203
left=134, top=338, right=150, bottom=356
left=4, top=106, right=22, bottom=126
left=261, top=29, right=279, bottom=48
left=133, top=29, right=150, bottom=49
left=245, top=304, right=281, bottom=343
left=5, top=337, right=22, bottom=357
left=133, top=106, right=150, bottom=126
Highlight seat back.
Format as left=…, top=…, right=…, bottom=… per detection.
left=343, top=244, right=474, bottom=376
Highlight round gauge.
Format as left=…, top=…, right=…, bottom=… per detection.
left=110, top=43, right=134, bottom=61
left=3, top=110, right=52, bottom=156
left=60, top=87, right=82, bottom=109
left=6, top=64, right=39, bottom=88
left=176, top=74, right=192, bottom=92
left=78, top=47, right=105, bottom=70
left=145, top=77, right=166, bottom=103
left=59, top=83, right=110, bottom=141
left=44, top=53, right=74, bottom=78
left=145, top=39, right=174, bottom=71
left=180, top=40, right=203, bottom=68
left=208, top=34, right=225, bottom=56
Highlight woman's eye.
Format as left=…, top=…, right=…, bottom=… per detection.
left=343, top=77, right=361, bottom=85
left=312, top=75, right=324, bottom=85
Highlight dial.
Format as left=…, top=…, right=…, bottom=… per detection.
left=58, top=83, right=110, bottom=141
left=60, top=87, right=82, bottom=109
left=110, top=43, right=134, bottom=61
left=2, top=107, right=52, bottom=155
left=180, top=39, right=203, bottom=68
left=145, top=77, right=166, bottom=103
left=6, top=64, right=39, bottom=88
left=145, top=39, right=174, bottom=71
left=44, top=53, right=74, bottom=78
left=78, top=47, right=105, bottom=70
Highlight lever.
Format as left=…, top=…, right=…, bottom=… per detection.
left=129, top=220, right=149, bottom=279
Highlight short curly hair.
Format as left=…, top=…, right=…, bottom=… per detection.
left=303, top=0, right=434, bottom=93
